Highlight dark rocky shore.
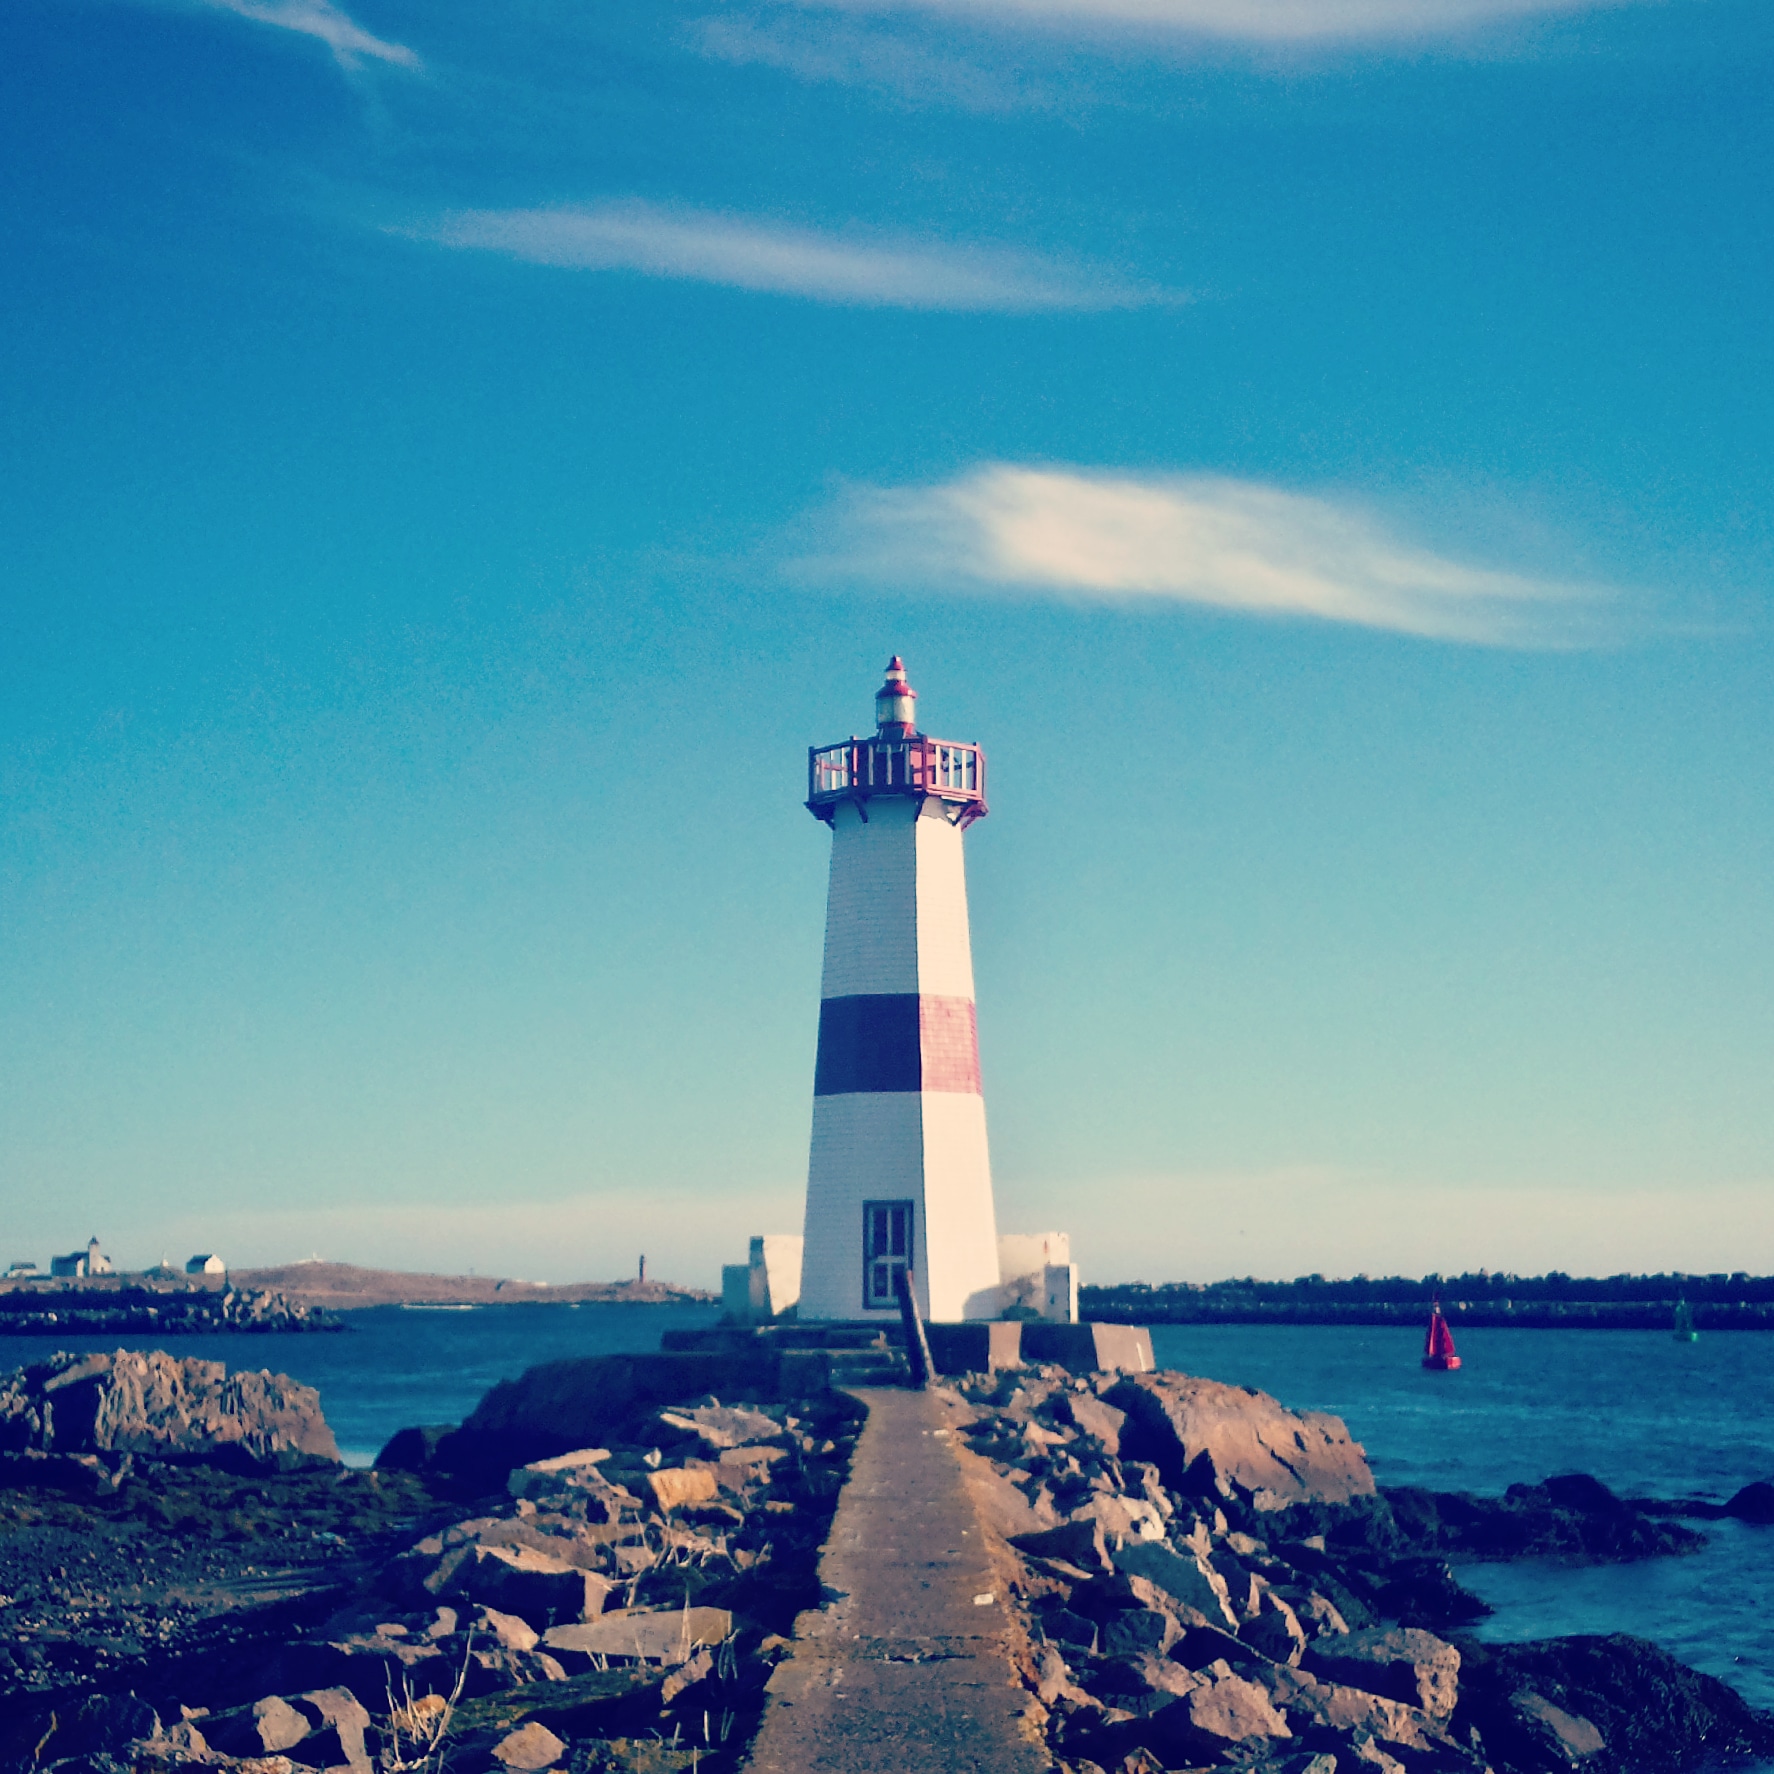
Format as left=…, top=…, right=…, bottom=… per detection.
left=0, top=1284, right=339, bottom=1337
left=942, top=1365, right=1774, bottom=1773
left=0, top=1344, right=1769, bottom=1774
left=0, top=1349, right=860, bottom=1774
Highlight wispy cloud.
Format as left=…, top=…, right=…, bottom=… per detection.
left=403, top=201, right=1166, bottom=312
left=689, top=12, right=1042, bottom=111
left=197, top=0, right=418, bottom=67
left=786, top=0, right=1629, bottom=45
left=796, top=463, right=1619, bottom=645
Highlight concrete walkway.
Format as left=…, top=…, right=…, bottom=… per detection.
left=745, top=1387, right=1049, bottom=1774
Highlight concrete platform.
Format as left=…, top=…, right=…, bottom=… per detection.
left=660, top=1318, right=1155, bottom=1383
left=744, top=1387, right=1049, bottom=1774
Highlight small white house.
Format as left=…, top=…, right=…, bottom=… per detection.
left=185, top=1253, right=226, bottom=1276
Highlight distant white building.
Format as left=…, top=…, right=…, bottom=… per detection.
left=185, top=1253, right=226, bottom=1276
left=50, top=1237, right=113, bottom=1279
left=997, top=1232, right=1079, bottom=1324
left=5, top=1260, right=42, bottom=1279
left=723, top=1236, right=804, bottom=1324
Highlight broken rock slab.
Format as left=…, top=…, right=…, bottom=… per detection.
left=492, top=1720, right=567, bottom=1771
left=646, top=1465, right=720, bottom=1513
left=1144, top=1664, right=1291, bottom=1763
left=446, top=1541, right=612, bottom=1623
left=202, top=1687, right=371, bottom=1766
left=543, top=1606, right=732, bottom=1667
left=654, top=1402, right=780, bottom=1450
left=475, top=1606, right=540, bottom=1653
left=506, top=1447, right=610, bottom=1499
left=1112, top=1539, right=1241, bottom=1630
left=1302, top=1624, right=1461, bottom=1719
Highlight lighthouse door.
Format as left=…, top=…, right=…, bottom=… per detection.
left=863, top=1200, right=914, bottom=1310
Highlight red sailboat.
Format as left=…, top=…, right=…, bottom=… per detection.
left=1422, top=1300, right=1462, bottom=1371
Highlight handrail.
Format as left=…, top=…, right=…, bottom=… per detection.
left=893, top=1267, right=935, bottom=1390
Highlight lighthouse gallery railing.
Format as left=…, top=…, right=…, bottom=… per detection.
left=807, top=736, right=987, bottom=825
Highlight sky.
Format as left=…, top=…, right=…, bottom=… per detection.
left=1, top=0, right=1771, bottom=1289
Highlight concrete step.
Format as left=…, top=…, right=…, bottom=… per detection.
left=828, top=1351, right=911, bottom=1387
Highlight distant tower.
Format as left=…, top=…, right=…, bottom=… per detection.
left=799, top=658, right=1000, bottom=1323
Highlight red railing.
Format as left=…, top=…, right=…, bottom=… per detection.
left=807, top=736, right=987, bottom=826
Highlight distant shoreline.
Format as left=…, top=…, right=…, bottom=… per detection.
left=0, top=1261, right=714, bottom=1333
left=229, top=1261, right=715, bottom=1312
left=1085, top=1270, right=1774, bottom=1331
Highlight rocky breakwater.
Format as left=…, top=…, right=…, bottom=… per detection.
left=1, top=1360, right=862, bottom=1774
left=0, top=1282, right=340, bottom=1336
left=946, top=1366, right=1774, bottom=1774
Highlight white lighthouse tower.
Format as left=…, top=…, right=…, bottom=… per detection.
left=798, top=659, right=1001, bottom=1323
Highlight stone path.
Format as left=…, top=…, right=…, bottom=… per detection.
left=744, top=1386, right=1049, bottom=1774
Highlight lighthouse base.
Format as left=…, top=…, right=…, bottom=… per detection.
left=660, top=1319, right=1154, bottom=1383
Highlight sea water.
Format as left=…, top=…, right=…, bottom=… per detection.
left=0, top=1303, right=723, bottom=1469
left=2, top=1311, right=1769, bottom=1718
left=1148, top=1324, right=1774, bottom=1718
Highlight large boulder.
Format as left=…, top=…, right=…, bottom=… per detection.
left=1112, top=1540, right=1241, bottom=1629
left=204, top=1688, right=370, bottom=1768
left=1259, top=1664, right=1451, bottom=1757
left=1107, top=1372, right=1375, bottom=1510
left=0, top=1349, right=337, bottom=1470
left=1146, top=1665, right=1291, bottom=1762
left=1452, top=1633, right=1774, bottom=1772
left=434, top=1353, right=778, bottom=1480
left=1302, top=1625, right=1461, bottom=1719
left=387, top=1516, right=613, bottom=1619
left=446, top=1542, right=611, bottom=1625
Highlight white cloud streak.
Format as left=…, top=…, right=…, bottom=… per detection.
left=198, top=0, right=418, bottom=67
left=690, top=12, right=1039, bottom=110
left=799, top=463, right=1617, bottom=645
left=789, top=0, right=1630, bottom=44
left=405, top=201, right=1164, bottom=312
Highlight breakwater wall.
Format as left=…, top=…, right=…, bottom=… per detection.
left=0, top=1281, right=341, bottom=1334
left=1084, top=1271, right=1774, bottom=1330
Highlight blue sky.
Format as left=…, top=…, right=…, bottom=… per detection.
left=2, top=0, right=1770, bottom=1286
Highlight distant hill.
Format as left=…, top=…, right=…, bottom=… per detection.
left=228, top=1261, right=712, bottom=1311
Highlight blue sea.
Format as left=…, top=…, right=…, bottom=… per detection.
left=3, top=1310, right=1770, bottom=1721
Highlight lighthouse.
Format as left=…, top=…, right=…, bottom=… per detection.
left=798, top=659, right=1002, bottom=1323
